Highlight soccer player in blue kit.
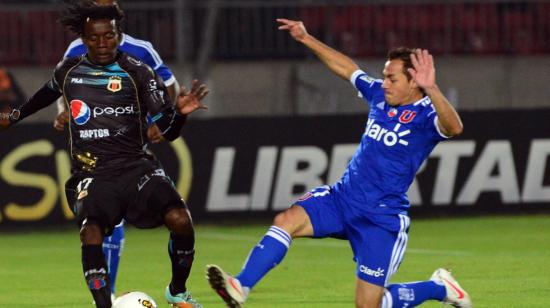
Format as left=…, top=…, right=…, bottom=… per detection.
left=206, top=18, right=472, bottom=308
left=52, top=0, right=180, bottom=299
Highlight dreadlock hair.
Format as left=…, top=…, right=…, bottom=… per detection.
left=59, top=0, right=124, bottom=37
left=387, top=47, right=417, bottom=81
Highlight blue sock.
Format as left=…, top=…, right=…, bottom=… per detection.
left=103, top=222, right=125, bottom=294
left=382, top=281, right=446, bottom=307
left=236, top=226, right=291, bottom=289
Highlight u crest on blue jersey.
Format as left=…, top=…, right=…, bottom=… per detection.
left=107, top=76, right=122, bottom=92
left=399, top=110, right=417, bottom=124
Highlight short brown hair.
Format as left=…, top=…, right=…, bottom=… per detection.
left=387, top=47, right=416, bottom=81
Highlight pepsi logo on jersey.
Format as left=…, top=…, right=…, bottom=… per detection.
left=70, top=99, right=136, bottom=126
left=70, top=99, right=91, bottom=125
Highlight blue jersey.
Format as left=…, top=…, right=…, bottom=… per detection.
left=334, top=70, right=449, bottom=215
left=64, top=33, right=175, bottom=86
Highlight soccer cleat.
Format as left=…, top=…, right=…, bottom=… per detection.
left=206, top=264, right=246, bottom=308
left=165, top=286, right=203, bottom=308
left=431, top=268, right=472, bottom=308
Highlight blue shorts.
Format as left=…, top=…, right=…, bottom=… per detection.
left=295, top=185, right=410, bottom=287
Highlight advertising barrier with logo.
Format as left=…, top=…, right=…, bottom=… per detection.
left=0, top=109, right=549, bottom=228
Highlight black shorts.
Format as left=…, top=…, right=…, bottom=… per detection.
left=65, top=158, right=186, bottom=235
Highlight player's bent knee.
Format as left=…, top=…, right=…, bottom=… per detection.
left=272, top=205, right=310, bottom=237
left=164, top=207, right=193, bottom=235
left=80, top=223, right=104, bottom=245
left=355, top=279, right=384, bottom=308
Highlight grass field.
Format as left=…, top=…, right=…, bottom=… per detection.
left=1, top=215, right=549, bottom=307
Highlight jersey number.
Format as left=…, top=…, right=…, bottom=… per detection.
left=77, top=178, right=93, bottom=194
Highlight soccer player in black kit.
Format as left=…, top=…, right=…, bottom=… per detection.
left=0, top=3, right=207, bottom=308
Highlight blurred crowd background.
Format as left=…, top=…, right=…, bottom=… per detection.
left=1, top=0, right=549, bottom=121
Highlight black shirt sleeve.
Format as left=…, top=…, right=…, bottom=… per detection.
left=139, top=67, right=186, bottom=141
left=12, top=58, right=72, bottom=123
left=15, top=83, right=62, bottom=122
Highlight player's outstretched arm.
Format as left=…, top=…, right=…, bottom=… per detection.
left=1, top=83, right=61, bottom=130
left=276, top=18, right=359, bottom=81
left=175, top=79, right=209, bottom=116
left=408, top=49, right=463, bottom=137
left=153, top=79, right=209, bottom=141
left=0, top=107, right=19, bottom=129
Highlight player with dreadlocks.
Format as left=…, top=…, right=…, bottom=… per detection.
left=54, top=0, right=186, bottom=300
left=1, top=2, right=207, bottom=307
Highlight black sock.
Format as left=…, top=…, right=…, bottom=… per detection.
left=82, top=244, right=112, bottom=308
left=168, top=231, right=195, bottom=294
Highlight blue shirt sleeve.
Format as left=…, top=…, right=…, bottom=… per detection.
left=65, top=45, right=87, bottom=59
left=422, top=103, right=450, bottom=141
left=350, top=69, right=384, bottom=107
left=119, top=35, right=176, bottom=85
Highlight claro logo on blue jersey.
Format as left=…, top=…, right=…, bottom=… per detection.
left=365, top=118, right=410, bottom=146
left=70, top=99, right=91, bottom=125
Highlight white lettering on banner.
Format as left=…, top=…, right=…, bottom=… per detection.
left=250, top=147, right=278, bottom=210
left=272, top=146, right=328, bottom=210
left=206, top=147, right=249, bottom=211
left=456, top=141, right=520, bottom=205
left=522, top=139, right=550, bottom=202
left=430, top=141, right=476, bottom=205
left=206, top=146, right=337, bottom=211
left=203, top=139, right=550, bottom=212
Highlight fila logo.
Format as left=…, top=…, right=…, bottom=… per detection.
left=71, top=78, right=83, bottom=84
left=365, top=119, right=410, bottom=146
left=399, top=110, right=417, bottom=124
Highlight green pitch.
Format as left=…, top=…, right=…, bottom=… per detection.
left=1, top=215, right=549, bottom=307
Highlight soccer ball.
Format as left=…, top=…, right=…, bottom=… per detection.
left=112, top=291, right=157, bottom=308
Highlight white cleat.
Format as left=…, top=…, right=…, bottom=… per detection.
left=431, top=268, right=472, bottom=308
left=206, top=264, right=246, bottom=308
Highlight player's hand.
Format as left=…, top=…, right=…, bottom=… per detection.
left=0, top=112, right=11, bottom=129
left=0, top=105, right=15, bottom=130
left=277, top=18, right=308, bottom=42
left=53, top=110, right=69, bottom=131
left=175, top=79, right=209, bottom=115
left=408, top=49, right=436, bottom=91
left=147, top=124, right=165, bottom=144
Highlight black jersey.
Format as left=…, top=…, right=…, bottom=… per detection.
left=17, top=52, right=186, bottom=175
